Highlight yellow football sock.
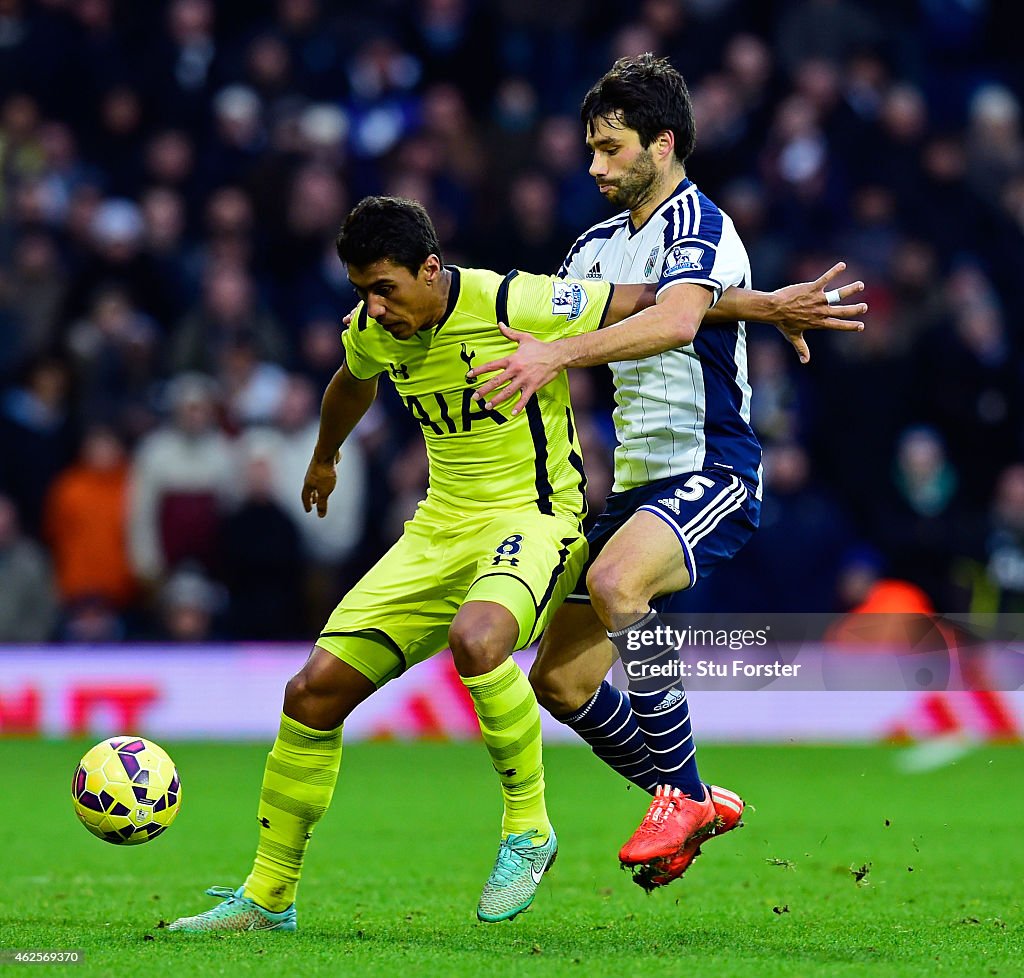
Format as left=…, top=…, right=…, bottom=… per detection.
left=461, top=657, right=550, bottom=843
left=243, top=713, right=342, bottom=912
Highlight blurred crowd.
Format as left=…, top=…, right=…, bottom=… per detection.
left=1, top=0, right=1024, bottom=643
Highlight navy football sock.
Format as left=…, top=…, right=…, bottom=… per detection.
left=557, top=681, right=658, bottom=793
left=607, top=609, right=704, bottom=798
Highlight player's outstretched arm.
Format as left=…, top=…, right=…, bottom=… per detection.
left=302, top=362, right=378, bottom=518
left=470, top=282, right=711, bottom=414
left=709, top=261, right=867, bottom=364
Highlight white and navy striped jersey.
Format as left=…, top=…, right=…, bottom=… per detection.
left=558, top=178, right=762, bottom=496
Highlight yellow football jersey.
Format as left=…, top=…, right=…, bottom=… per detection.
left=341, top=267, right=613, bottom=522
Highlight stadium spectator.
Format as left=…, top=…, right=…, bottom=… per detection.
left=239, top=374, right=367, bottom=575
left=65, top=287, right=160, bottom=434
left=775, top=0, right=882, bottom=76
left=43, top=424, right=136, bottom=610
left=0, top=231, right=65, bottom=372
left=189, top=185, right=258, bottom=287
left=976, top=464, right=1024, bottom=614
left=60, top=197, right=174, bottom=329
left=156, top=564, right=224, bottom=642
left=201, top=84, right=266, bottom=195
left=140, top=187, right=191, bottom=309
left=268, top=162, right=347, bottom=293
left=477, top=171, right=571, bottom=274
left=0, top=93, right=46, bottom=218
left=88, top=85, right=146, bottom=199
left=694, top=441, right=853, bottom=613
left=0, top=356, right=75, bottom=536
left=219, top=443, right=304, bottom=640
left=405, top=0, right=499, bottom=112
left=911, top=267, right=1022, bottom=504
left=273, top=0, right=348, bottom=102
left=145, top=0, right=220, bottom=131
left=966, top=84, right=1024, bottom=209
left=871, top=426, right=972, bottom=609
left=127, top=373, right=235, bottom=584
left=0, top=1, right=1022, bottom=637
left=747, top=337, right=805, bottom=444
left=169, top=262, right=288, bottom=375
left=0, top=492, right=57, bottom=642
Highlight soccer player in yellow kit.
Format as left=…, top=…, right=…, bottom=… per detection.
left=169, top=195, right=655, bottom=930
left=170, top=193, right=864, bottom=932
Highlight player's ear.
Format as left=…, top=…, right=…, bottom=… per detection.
left=655, top=129, right=675, bottom=162
left=422, top=255, right=442, bottom=285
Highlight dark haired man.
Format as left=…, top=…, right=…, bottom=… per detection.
left=170, top=182, right=862, bottom=932
left=169, top=195, right=668, bottom=931
left=470, top=54, right=866, bottom=889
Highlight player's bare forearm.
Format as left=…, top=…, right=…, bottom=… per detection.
left=556, top=283, right=711, bottom=368
left=305, top=362, right=377, bottom=517
left=469, top=283, right=710, bottom=414
left=603, top=283, right=658, bottom=325
left=556, top=308, right=689, bottom=368
left=312, top=362, right=377, bottom=463
left=705, top=287, right=780, bottom=324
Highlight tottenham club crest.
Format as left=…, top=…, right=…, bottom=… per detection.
left=665, top=243, right=704, bottom=274
left=551, top=281, right=589, bottom=321
left=460, top=342, right=476, bottom=383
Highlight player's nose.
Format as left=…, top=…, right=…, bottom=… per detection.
left=368, top=299, right=387, bottom=320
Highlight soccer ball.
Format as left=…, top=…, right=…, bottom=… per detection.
left=71, top=736, right=182, bottom=845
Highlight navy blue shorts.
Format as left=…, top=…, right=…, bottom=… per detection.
left=566, top=470, right=760, bottom=610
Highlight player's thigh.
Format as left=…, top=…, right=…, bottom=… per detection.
left=464, top=510, right=588, bottom=650
left=589, top=508, right=691, bottom=606
left=318, top=522, right=457, bottom=688
left=530, top=600, right=616, bottom=715
left=590, top=471, right=758, bottom=607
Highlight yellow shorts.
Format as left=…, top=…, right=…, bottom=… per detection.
left=317, top=509, right=587, bottom=687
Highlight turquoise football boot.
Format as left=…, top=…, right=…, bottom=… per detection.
left=168, top=885, right=296, bottom=933
left=477, top=828, right=558, bottom=922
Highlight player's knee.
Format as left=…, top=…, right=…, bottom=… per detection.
left=283, top=670, right=311, bottom=715
left=283, top=657, right=354, bottom=727
left=284, top=667, right=324, bottom=710
left=448, top=620, right=510, bottom=677
left=529, top=659, right=584, bottom=716
left=586, top=562, right=644, bottom=625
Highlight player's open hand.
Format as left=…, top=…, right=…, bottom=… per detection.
left=302, top=451, right=340, bottom=518
left=771, top=261, right=867, bottom=364
left=468, top=323, right=565, bottom=415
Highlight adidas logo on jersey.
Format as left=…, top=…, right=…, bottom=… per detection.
left=586, top=262, right=602, bottom=279
left=658, top=497, right=681, bottom=515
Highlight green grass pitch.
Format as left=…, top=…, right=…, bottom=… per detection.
left=1, top=740, right=1021, bottom=978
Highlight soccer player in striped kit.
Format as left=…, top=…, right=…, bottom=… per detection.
left=470, top=54, right=866, bottom=888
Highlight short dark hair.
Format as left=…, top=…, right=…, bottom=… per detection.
left=581, top=54, right=696, bottom=163
left=335, top=196, right=442, bottom=276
